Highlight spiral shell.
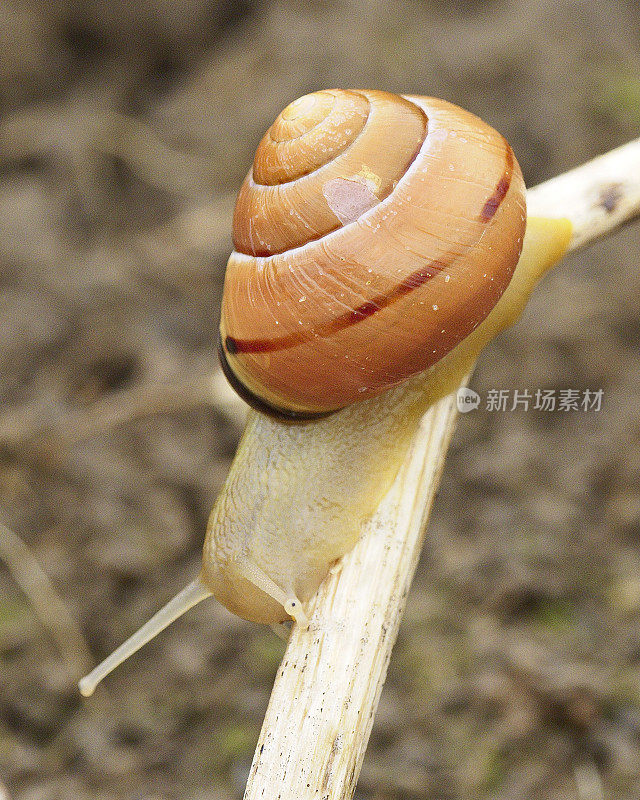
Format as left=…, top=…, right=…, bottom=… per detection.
left=219, top=89, right=526, bottom=417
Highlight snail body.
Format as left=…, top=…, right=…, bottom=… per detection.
left=79, top=91, right=571, bottom=696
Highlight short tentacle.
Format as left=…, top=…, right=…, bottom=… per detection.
left=237, top=557, right=309, bottom=627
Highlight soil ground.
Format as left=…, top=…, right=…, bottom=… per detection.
left=1, top=1, right=639, bottom=798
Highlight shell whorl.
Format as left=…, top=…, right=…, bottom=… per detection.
left=232, top=90, right=427, bottom=256
left=221, top=90, right=526, bottom=417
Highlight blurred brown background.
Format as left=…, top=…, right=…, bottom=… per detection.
left=1, top=1, right=639, bottom=798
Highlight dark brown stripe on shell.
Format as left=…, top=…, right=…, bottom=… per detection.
left=226, top=135, right=516, bottom=357
left=224, top=259, right=447, bottom=355
left=479, top=142, right=514, bottom=222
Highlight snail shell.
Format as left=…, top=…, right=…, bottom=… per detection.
left=219, top=89, right=526, bottom=418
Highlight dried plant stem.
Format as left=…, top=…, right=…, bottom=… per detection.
left=244, top=137, right=640, bottom=800
left=0, top=107, right=218, bottom=198
left=0, top=519, right=93, bottom=679
left=0, top=371, right=245, bottom=454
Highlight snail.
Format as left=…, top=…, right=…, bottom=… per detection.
left=79, top=90, right=572, bottom=696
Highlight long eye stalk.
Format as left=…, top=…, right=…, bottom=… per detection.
left=79, top=578, right=212, bottom=697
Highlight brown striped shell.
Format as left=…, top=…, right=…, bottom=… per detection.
left=219, top=90, right=526, bottom=418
